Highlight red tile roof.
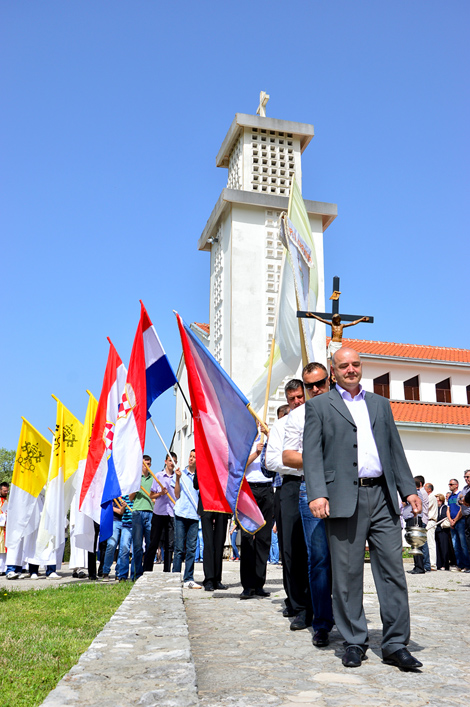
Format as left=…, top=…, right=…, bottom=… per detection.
left=339, top=338, right=470, bottom=364
left=390, top=401, right=470, bottom=426
left=193, top=322, right=210, bottom=335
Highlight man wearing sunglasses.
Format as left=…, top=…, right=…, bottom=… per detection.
left=282, top=363, right=333, bottom=647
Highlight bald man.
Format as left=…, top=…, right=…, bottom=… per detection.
left=303, top=347, right=422, bottom=670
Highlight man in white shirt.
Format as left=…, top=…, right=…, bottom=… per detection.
left=239, top=435, right=274, bottom=599
left=266, top=379, right=310, bottom=629
left=282, top=362, right=334, bottom=647
left=303, top=347, right=422, bottom=670
left=424, top=482, right=438, bottom=571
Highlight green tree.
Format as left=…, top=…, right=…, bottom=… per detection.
left=0, top=447, right=16, bottom=484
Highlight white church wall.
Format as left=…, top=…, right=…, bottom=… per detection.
left=399, top=427, right=470, bottom=494
left=360, top=358, right=469, bottom=404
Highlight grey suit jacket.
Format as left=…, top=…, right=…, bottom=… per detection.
left=303, top=387, right=417, bottom=519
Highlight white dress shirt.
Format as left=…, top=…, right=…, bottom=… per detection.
left=265, top=416, right=301, bottom=477
left=336, top=384, right=383, bottom=479
left=283, top=405, right=306, bottom=471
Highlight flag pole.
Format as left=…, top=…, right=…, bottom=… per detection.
left=142, top=456, right=176, bottom=505
left=247, top=405, right=269, bottom=436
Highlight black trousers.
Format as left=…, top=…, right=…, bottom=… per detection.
left=201, top=511, right=230, bottom=586
left=143, top=514, right=174, bottom=573
left=279, top=476, right=311, bottom=615
left=88, top=521, right=108, bottom=579
left=240, top=483, right=274, bottom=590
left=435, top=528, right=450, bottom=570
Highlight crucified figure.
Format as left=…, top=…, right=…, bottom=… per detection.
left=308, top=312, right=370, bottom=359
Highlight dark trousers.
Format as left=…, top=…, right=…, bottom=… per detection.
left=279, top=476, right=311, bottom=615
left=88, top=521, right=107, bottom=579
left=465, top=515, right=470, bottom=558
left=143, top=514, right=174, bottom=573
left=201, top=511, right=230, bottom=587
left=436, top=528, right=450, bottom=569
left=273, top=485, right=290, bottom=608
left=240, top=483, right=274, bottom=590
left=326, top=484, right=410, bottom=657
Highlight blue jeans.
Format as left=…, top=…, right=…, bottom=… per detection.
left=195, top=523, right=204, bottom=562
left=132, top=510, right=153, bottom=579
left=299, top=482, right=334, bottom=631
left=230, top=529, right=240, bottom=559
left=103, top=519, right=122, bottom=576
left=269, top=529, right=279, bottom=564
left=172, top=515, right=199, bottom=582
left=117, top=524, right=134, bottom=580
left=451, top=519, right=470, bottom=568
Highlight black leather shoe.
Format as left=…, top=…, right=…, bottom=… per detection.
left=342, top=646, right=366, bottom=667
left=254, top=587, right=270, bottom=597
left=283, top=606, right=296, bottom=617
left=383, top=648, right=423, bottom=670
left=215, top=582, right=228, bottom=590
left=290, top=610, right=309, bottom=631
left=204, top=582, right=215, bottom=591
left=408, top=568, right=425, bottom=575
left=240, top=588, right=255, bottom=599
left=312, top=629, right=330, bottom=647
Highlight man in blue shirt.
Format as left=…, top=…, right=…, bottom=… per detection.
left=447, top=478, right=470, bottom=571
left=172, top=449, right=201, bottom=588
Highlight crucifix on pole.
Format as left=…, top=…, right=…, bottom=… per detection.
left=297, top=276, right=374, bottom=359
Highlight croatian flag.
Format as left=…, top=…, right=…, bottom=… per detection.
left=79, top=339, right=127, bottom=533
left=100, top=301, right=177, bottom=539
left=176, top=312, right=264, bottom=534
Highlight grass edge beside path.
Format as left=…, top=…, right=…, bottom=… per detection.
left=0, top=581, right=132, bottom=707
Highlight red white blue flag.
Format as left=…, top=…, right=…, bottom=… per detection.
left=79, top=339, right=127, bottom=529
left=100, top=302, right=177, bottom=537
left=176, top=312, right=264, bottom=534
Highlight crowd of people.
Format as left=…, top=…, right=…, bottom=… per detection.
left=1, top=347, right=470, bottom=672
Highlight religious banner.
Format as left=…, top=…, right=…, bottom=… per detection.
left=6, top=418, right=51, bottom=549
left=36, top=397, right=84, bottom=554
left=246, top=175, right=319, bottom=414
left=280, top=213, right=315, bottom=364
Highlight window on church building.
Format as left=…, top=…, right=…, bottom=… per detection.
left=436, top=378, right=451, bottom=403
left=404, top=375, right=420, bottom=401
left=466, top=385, right=470, bottom=405
left=373, top=373, right=390, bottom=398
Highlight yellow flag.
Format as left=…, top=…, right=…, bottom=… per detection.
left=50, top=396, right=84, bottom=485
left=78, top=391, right=98, bottom=465
left=12, top=417, right=52, bottom=498
left=36, top=396, right=84, bottom=553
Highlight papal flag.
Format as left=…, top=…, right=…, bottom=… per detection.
left=36, top=396, right=84, bottom=553
left=246, top=175, right=319, bottom=413
left=70, top=391, right=98, bottom=552
left=6, top=418, right=52, bottom=549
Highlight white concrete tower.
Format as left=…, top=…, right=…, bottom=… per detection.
left=197, top=107, right=337, bottom=426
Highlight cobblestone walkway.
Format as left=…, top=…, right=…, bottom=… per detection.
left=186, top=560, right=470, bottom=707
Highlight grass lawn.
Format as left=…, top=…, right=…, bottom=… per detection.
left=0, top=581, right=132, bottom=707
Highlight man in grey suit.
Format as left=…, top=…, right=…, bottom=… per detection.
left=303, top=347, right=423, bottom=670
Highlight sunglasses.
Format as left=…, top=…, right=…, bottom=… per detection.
left=304, top=375, right=329, bottom=391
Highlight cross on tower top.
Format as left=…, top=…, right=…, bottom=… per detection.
left=256, top=91, right=270, bottom=117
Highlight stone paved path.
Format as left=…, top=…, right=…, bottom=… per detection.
left=4, top=560, right=468, bottom=706
left=186, top=560, right=470, bottom=707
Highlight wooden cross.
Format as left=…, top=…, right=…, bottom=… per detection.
left=256, top=91, right=270, bottom=118
left=297, top=276, right=374, bottom=324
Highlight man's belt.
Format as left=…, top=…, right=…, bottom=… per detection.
left=282, top=474, right=304, bottom=483
left=249, top=482, right=273, bottom=488
left=358, top=476, right=383, bottom=487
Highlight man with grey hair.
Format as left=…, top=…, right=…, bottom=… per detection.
left=303, top=347, right=422, bottom=670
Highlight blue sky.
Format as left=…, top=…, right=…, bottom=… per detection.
left=1, top=1, right=468, bottom=461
